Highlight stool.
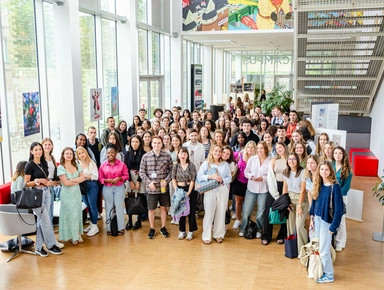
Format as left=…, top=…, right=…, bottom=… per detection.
left=353, top=155, right=378, bottom=177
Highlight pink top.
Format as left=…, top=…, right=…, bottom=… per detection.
left=236, top=153, right=248, bottom=184
left=99, top=159, right=129, bottom=187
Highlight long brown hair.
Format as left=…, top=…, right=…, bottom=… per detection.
left=316, top=133, right=329, bottom=156
left=60, top=147, right=77, bottom=168
left=303, top=154, right=320, bottom=180
left=333, top=146, right=352, bottom=180
left=312, top=161, right=337, bottom=200
left=283, top=152, right=303, bottom=178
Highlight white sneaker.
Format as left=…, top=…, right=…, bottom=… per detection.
left=56, top=241, right=64, bottom=249
left=186, top=232, right=194, bottom=240
left=256, top=232, right=262, bottom=239
left=170, top=219, right=175, bottom=224
left=238, top=231, right=244, bottom=237
left=231, top=213, right=237, bottom=220
left=233, top=219, right=241, bottom=230
left=335, top=246, right=343, bottom=252
left=174, top=220, right=179, bottom=225
left=84, top=223, right=92, bottom=233
left=178, top=231, right=187, bottom=240
left=87, top=224, right=99, bottom=237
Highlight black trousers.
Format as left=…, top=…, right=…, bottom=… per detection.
left=178, top=185, right=198, bottom=233
left=262, top=181, right=287, bottom=242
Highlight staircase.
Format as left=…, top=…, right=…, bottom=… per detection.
left=294, top=0, right=384, bottom=114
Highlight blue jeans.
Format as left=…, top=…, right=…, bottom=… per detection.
left=82, top=180, right=99, bottom=224
left=240, top=190, right=268, bottom=232
left=48, top=185, right=61, bottom=225
left=103, top=184, right=125, bottom=231
left=314, top=215, right=334, bottom=277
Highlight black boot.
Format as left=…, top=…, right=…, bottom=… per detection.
left=132, top=220, right=142, bottom=230
left=125, top=221, right=133, bottom=230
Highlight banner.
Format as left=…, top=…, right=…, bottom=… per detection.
left=22, top=92, right=41, bottom=137
left=111, top=86, right=119, bottom=117
left=191, top=64, right=203, bottom=111
left=90, top=88, right=102, bottom=122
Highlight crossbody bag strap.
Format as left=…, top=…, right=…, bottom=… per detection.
left=329, top=184, right=334, bottom=211
left=33, top=161, right=48, bottom=180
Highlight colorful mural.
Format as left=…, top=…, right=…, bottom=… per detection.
left=182, top=0, right=293, bottom=31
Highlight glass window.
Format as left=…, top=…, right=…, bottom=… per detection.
left=152, top=32, right=160, bottom=75
left=101, top=19, right=118, bottom=119
left=182, top=40, right=187, bottom=109
left=1, top=0, right=40, bottom=168
left=79, top=13, right=97, bottom=133
left=138, top=29, right=148, bottom=75
left=100, top=0, right=115, bottom=13
left=163, top=35, right=171, bottom=108
left=137, top=0, right=147, bottom=24
left=139, top=80, right=148, bottom=113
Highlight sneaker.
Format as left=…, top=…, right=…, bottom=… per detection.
left=170, top=219, right=175, bottom=225
left=148, top=228, right=156, bottom=239
left=46, top=245, right=63, bottom=255
left=84, top=223, right=92, bottom=233
left=335, top=246, right=343, bottom=252
left=35, top=247, right=48, bottom=257
left=317, top=274, right=334, bottom=283
left=56, top=241, right=64, bottom=249
left=87, top=224, right=99, bottom=237
left=238, top=231, right=244, bottom=237
left=98, top=213, right=102, bottom=220
left=178, top=231, right=187, bottom=240
left=186, top=232, right=194, bottom=240
left=174, top=220, right=179, bottom=225
left=231, top=213, right=237, bottom=220
left=160, top=227, right=170, bottom=238
left=233, top=219, right=241, bottom=230
left=132, top=220, right=142, bottom=230
left=256, top=232, right=262, bottom=239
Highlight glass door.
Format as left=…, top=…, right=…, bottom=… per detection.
left=139, top=78, right=162, bottom=117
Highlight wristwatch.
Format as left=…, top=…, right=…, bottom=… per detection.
left=297, top=204, right=302, bottom=207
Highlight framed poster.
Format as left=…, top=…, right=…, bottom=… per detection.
left=311, top=102, right=339, bottom=130
left=90, top=88, right=102, bottom=122
left=191, top=64, right=203, bottom=111
left=22, top=92, right=41, bottom=137
left=111, top=86, right=119, bottom=117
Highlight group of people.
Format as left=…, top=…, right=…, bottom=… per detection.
left=10, top=100, right=352, bottom=283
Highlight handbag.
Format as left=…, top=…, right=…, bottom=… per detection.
left=284, top=234, right=298, bottom=258
left=79, top=181, right=87, bottom=196
left=328, top=184, right=346, bottom=219
left=15, top=188, right=43, bottom=209
left=268, top=208, right=286, bottom=225
left=196, top=192, right=204, bottom=212
left=307, top=253, right=323, bottom=280
left=195, top=164, right=220, bottom=194
left=125, top=192, right=146, bottom=215
left=106, top=206, right=118, bottom=236
left=244, top=219, right=257, bottom=239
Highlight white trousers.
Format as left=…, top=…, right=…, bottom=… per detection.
left=335, top=195, right=348, bottom=248
left=202, top=186, right=229, bottom=241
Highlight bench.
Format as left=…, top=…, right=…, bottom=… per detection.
left=349, top=148, right=378, bottom=177
left=0, top=183, right=11, bottom=204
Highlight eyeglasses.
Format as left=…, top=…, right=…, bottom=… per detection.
left=288, top=158, right=297, bottom=161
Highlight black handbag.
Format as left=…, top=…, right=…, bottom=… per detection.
left=244, top=219, right=257, bottom=239
left=106, top=207, right=118, bottom=236
left=125, top=192, right=146, bottom=215
left=15, top=188, right=43, bottom=209
left=79, top=181, right=87, bottom=196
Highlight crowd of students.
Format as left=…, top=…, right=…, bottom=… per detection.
left=10, top=98, right=351, bottom=283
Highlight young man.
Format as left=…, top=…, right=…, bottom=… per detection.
left=100, top=117, right=124, bottom=148
left=138, top=108, right=147, bottom=125
left=274, top=125, right=290, bottom=146
left=182, top=129, right=205, bottom=172
left=150, top=108, right=163, bottom=123
left=87, top=126, right=103, bottom=167
left=139, top=136, right=174, bottom=239
left=230, top=119, right=259, bottom=147
left=286, top=110, right=299, bottom=139
left=188, top=110, right=202, bottom=128
left=271, top=106, right=284, bottom=126
left=254, top=105, right=262, bottom=115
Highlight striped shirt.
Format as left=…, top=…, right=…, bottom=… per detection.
left=139, top=150, right=174, bottom=194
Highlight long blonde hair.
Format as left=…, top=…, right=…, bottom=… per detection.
left=312, top=161, right=337, bottom=200
left=207, top=145, right=223, bottom=164
left=303, top=154, right=320, bottom=180
left=242, top=141, right=257, bottom=162
left=76, top=146, right=96, bottom=169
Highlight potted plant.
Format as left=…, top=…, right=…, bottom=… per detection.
left=372, top=177, right=384, bottom=242
left=255, top=85, right=293, bottom=116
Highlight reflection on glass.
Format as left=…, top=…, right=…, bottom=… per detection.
left=139, top=81, right=148, bottom=115
left=100, top=0, right=115, bottom=14
left=150, top=80, right=160, bottom=115
left=137, top=0, right=147, bottom=24
left=152, top=32, right=160, bottom=75
left=138, top=29, right=148, bottom=75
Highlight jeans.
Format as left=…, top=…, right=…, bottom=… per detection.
left=240, top=190, right=268, bottom=232
left=82, top=180, right=99, bottom=225
left=103, top=184, right=125, bottom=231
left=314, top=215, right=334, bottom=277
left=33, top=187, right=57, bottom=250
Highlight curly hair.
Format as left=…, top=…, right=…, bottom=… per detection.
left=333, top=146, right=352, bottom=180
left=312, top=161, right=337, bottom=200
left=60, top=147, right=77, bottom=168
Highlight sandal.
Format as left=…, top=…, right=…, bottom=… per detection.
left=117, top=230, right=125, bottom=236
left=78, top=237, right=84, bottom=243
left=214, top=237, right=223, bottom=243
left=107, top=231, right=112, bottom=236
left=203, top=240, right=211, bottom=244
left=262, top=239, right=268, bottom=246
left=276, top=239, right=284, bottom=245
left=70, top=240, right=78, bottom=245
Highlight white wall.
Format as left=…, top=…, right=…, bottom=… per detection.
left=370, top=80, right=384, bottom=177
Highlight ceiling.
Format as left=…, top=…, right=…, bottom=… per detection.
left=181, top=30, right=294, bottom=52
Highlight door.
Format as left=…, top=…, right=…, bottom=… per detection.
left=139, top=78, right=162, bottom=117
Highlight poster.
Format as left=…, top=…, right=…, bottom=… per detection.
left=22, top=92, right=41, bottom=137
left=311, top=103, right=339, bottom=130
left=315, top=128, right=346, bottom=148
left=191, top=64, right=203, bottom=111
left=182, top=0, right=293, bottom=32
left=111, top=86, right=119, bottom=117
left=90, top=88, right=102, bottom=122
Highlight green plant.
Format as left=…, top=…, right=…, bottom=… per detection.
left=372, top=177, right=384, bottom=206
left=255, top=85, right=293, bottom=116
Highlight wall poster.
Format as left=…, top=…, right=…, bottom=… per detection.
left=311, top=103, right=339, bottom=130
left=111, top=86, right=119, bottom=117
left=90, top=88, right=102, bottom=122
left=22, top=92, right=41, bottom=137
left=191, top=64, right=203, bottom=111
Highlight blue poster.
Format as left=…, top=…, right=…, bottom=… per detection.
left=111, top=86, right=119, bottom=116
left=22, top=92, right=40, bottom=137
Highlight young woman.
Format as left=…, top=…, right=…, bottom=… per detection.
left=99, top=144, right=129, bottom=236
left=243, top=93, right=251, bottom=114
left=24, top=142, right=62, bottom=256
left=117, top=120, right=128, bottom=151
left=169, top=135, right=182, bottom=163
left=178, top=128, right=187, bottom=144
left=316, top=133, right=329, bottom=156
left=204, top=120, right=215, bottom=139
left=142, top=120, right=151, bottom=131
left=11, top=161, right=28, bottom=204
left=74, top=133, right=96, bottom=163
left=162, top=133, right=171, bottom=151
left=172, top=148, right=197, bottom=240
left=292, top=141, right=308, bottom=169
left=170, top=122, right=180, bottom=132
left=283, top=152, right=308, bottom=252
left=124, top=135, right=146, bottom=230
left=136, top=126, right=145, bottom=137
left=239, top=141, right=271, bottom=238
left=179, top=116, right=188, bottom=131
left=162, top=117, right=170, bottom=133
left=256, top=119, right=269, bottom=139
left=231, top=131, right=246, bottom=152
left=321, top=141, right=335, bottom=162
left=332, top=146, right=352, bottom=252
left=261, top=131, right=275, bottom=157
left=100, top=132, right=124, bottom=163
left=298, top=120, right=316, bottom=139
left=197, top=145, right=231, bottom=244
left=232, top=141, right=257, bottom=230
left=217, top=117, right=226, bottom=131
left=199, top=126, right=212, bottom=158
left=213, top=130, right=226, bottom=147
left=282, top=112, right=289, bottom=127
left=299, top=126, right=316, bottom=155
left=58, top=147, right=86, bottom=245
left=222, top=145, right=236, bottom=230
left=157, top=127, right=166, bottom=139
left=303, top=154, right=320, bottom=207
left=310, top=161, right=343, bottom=283
left=142, top=131, right=153, bottom=153
left=76, top=146, right=99, bottom=237
left=265, top=142, right=288, bottom=245
left=288, top=129, right=303, bottom=152
left=183, top=109, right=191, bottom=122
left=127, top=115, right=141, bottom=140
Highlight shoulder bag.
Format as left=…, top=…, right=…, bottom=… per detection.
left=268, top=208, right=286, bottom=224
left=195, top=164, right=220, bottom=194
left=106, top=206, right=118, bottom=236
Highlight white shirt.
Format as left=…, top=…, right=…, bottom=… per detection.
left=183, top=141, right=205, bottom=172
left=244, top=155, right=271, bottom=193
left=283, top=170, right=305, bottom=193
